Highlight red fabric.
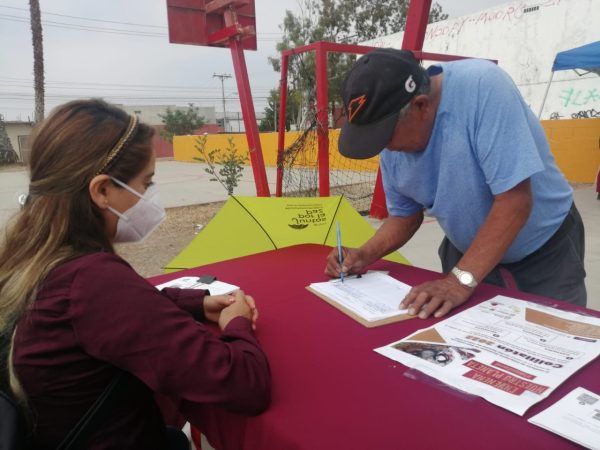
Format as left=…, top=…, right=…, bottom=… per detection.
left=191, top=426, right=203, bottom=449
left=14, top=252, right=270, bottom=449
left=150, top=244, right=600, bottom=450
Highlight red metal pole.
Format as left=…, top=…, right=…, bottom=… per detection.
left=275, top=53, right=289, bottom=197
left=229, top=36, right=271, bottom=197
left=402, top=0, right=433, bottom=50
left=315, top=42, right=330, bottom=197
left=369, top=0, right=432, bottom=219
left=282, top=41, right=376, bottom=57
left=368, top=168, right=388, bottom=219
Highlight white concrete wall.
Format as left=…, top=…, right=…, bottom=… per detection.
left=120, top=104, right=216, bottom=126
left=362, top=0, right=600, bottom=120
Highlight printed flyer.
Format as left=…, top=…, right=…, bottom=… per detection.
left=529, top=387, right=600, bottom=449
left=375, top=296, right=600, bottom=415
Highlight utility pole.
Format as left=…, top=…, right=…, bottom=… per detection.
left=213, top=73, right=231, bottom=132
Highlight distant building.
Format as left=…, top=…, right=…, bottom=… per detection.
left=119, top=104, right=216, bottom=126
left=4, top=120, right=34, bottom=163
left=3, top=105, right=221, bottom=162
left=216, top=111, right=267, bottom=133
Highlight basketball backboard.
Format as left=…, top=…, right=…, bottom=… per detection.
left=166, top=0, right=257, bottom=50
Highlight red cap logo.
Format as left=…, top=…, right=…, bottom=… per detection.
left=348, top=95, right=367, bottom=122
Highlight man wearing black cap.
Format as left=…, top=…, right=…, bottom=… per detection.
left=325, top=48, right=586, bottom=318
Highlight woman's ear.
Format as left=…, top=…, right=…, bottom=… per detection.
left=89, top=175, right=113, bottom=210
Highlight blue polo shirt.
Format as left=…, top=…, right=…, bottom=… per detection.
left=380, top=59, right=572, bottom=263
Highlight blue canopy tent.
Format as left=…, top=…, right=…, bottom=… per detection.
left=538, top=41, right=600, bottom=118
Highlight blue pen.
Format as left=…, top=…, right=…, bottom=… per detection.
left=336, top=221, right=345, bottom=282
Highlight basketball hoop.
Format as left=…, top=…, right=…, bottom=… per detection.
left=166, top=0, right=270, bottom=196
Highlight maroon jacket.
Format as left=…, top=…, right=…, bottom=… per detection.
left=13, top=252, right=271, bottom=449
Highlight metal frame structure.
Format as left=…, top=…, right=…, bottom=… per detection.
left=166, top=0, right=270, bottom=196
left=275, top=1, right=483, bottom=217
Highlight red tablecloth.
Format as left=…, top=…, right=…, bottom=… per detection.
left=150, top=244, right=600, bottom=450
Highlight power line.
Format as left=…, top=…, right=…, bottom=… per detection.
left=0, top=82, right=271, bottom=95
left=0, top=4, right=284, bottom=36
left=0, top=91, right=270, bottom=101
left=0, top=79, right=272, bottom=90
left=0, top=4, right=166, bottom=28
left=0, top=77, right=274, bottom=92
left=0, top=12, right=281, bottom=41
left=0, top=13, right=167, bottom=37
left=0, top=5, right=278, bottom=112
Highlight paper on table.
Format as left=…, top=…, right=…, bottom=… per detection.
left=155, top=276, right=239, bottom=296
left=528, top=387, right=600, bottom=449
left=308, top=272, right=409, bottom=322
left=375, top=296, right=600, bottom=415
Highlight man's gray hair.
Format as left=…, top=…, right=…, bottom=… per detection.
left=396, top=72, right=431, bottom=121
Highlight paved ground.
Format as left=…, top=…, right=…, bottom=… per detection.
left=0, top=161, right=278, bottom=229
left=1, top=159, right=598, bottom=311
left=0, top=165, right=29, bottom=228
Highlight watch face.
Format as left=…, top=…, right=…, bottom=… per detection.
left=459, top=272, right=473, bottom=285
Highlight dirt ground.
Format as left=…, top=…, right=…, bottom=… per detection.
left=116, top=201, right=225, bottom=277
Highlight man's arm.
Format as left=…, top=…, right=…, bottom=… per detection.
left=402, top=179, right=533, bottom=318
left=454, top=179, right=533, bottom=282
left=325, top=210, right=423, bottom=277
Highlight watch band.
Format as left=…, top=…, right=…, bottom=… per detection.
left=451, top=267, right=478, bottom=288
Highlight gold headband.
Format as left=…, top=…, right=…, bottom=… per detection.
left=96, top=114, right=139, bottom=175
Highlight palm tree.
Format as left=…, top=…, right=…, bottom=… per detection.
left=29, top=0, right=44, bottom=123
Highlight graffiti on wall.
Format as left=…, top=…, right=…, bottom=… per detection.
left=559, top=88, right=600, bottom=108
left=571, top=109, right=600, bottom=119
left=423, top=0, right=561, bottom=41
left=367, top=0, right=562, bottom=46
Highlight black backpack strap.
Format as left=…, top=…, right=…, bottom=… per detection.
left=0, top=389, right=28, bottom=450
left=56, top=371, right=125, bottom=450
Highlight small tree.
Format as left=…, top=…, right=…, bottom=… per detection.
left=259, top=88, right=302, bottom=131
left=269, top=0, right=448, bottom=114
left=159, top=103, right=205, bottom=143
left=194, top=135, right=248, bottom=196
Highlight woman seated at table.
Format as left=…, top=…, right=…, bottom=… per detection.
left=0, top=99, right=271, bottom=449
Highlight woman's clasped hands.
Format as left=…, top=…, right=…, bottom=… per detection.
left=203, top=290, right=259, bottom=330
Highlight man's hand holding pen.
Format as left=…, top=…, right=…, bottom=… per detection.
left=325, top=246, right=370, bottom=279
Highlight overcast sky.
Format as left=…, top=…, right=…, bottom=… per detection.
left=0, top=0, right=509, bottom=121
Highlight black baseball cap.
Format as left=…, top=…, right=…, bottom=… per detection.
left=338, top=48, right=427, bottom=159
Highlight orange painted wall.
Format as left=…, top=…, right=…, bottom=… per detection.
left=173, top=130, right=380, bottom=172
left=541, top=118, right=600, bottom=183
left=173, top=119, right=600, bottom=183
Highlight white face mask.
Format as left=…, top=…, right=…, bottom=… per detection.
left=107, top=177, right=166, bottom=243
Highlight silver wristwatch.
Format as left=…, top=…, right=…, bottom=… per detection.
left=451, top=267, right=478, bottom=288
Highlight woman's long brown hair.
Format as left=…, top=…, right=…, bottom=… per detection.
left=0, top=99, right=154, bottom=403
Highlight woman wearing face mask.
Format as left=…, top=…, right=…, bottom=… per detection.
left=0, top=99, right=270, bottom=449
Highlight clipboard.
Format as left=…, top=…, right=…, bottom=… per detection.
left=306, top=285, right=414, bottom=328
